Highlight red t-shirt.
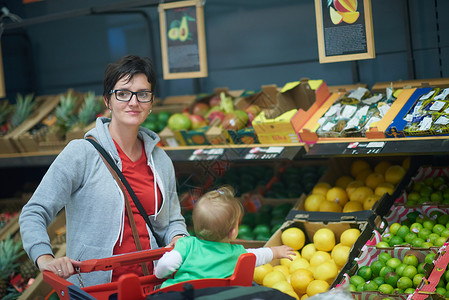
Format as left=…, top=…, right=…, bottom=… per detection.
left=111, top=141, right=162, bottom=281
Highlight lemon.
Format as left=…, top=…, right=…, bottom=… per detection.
left=309, top=251, right=331, bottom=267
left=385, top=165, right=406, bottom=185
left=326, top=186, right=348, bottom=207
left=363, top=194, right=381, bottom=210
left=306, top=279, right=330, bottom=297
left=375, top=182, right=395, bottom=196
left=374, top=161, right=392, bottom=175
left=284, top=290, right=300, bottom=300
left=312, top=182, right=331, bottom=196
left=350, top=160, right=371, bottom=177
left=335, top=175, right=354, bottom=189
left=280, top=250, right=301, bottom=267
left=402, top=157, right=411, bottom=170
left=289, top=258, right=311, bottom=274
left=346, top=180, right=364, bottom=197
left=301, top=294, right=309, bottom=300
left=313, top=260, right=338, bottom=284
left=313, top=228, right=335, bottom=251
left=349, top=186, right=373, bottom=203
left=331, top=243, right=351, bottom=268
left=291, top=269, right=314, bottom=295
left=272, top=280, right=294, bottom=293
left=301, top=243, right=316, bottom=261
left=355, top=169, right=372, bottom=183
left=281, top=227, right=306, bottom=251
left=319, top=200, right=342, bottom=212
left=304, top=194, right=326, bottom=211
left=365, top=172, right=385, bottom=189
left=342, top=201, right=363, bottom=212
left=263, top=270, right=287, bottom=288
left=254, top=263, right=273, bottom=285
left=340, top=228, right=360, bottom=247
left=273, top=264, right=290, bottom=277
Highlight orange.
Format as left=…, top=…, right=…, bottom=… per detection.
left=342, top=201, right=363, bottom=212
left=306, top=280, right=330, bottom=297
left=254, top=263, right=273, bottom=285
left=340, top=228, right=360, bottom=247
left=335, top=175, right=354, bottom=189
left=291, top=269, right=314, bottom=295
left=350, top=160, right=371, bottom=177
left=313, top=228, right=335, bottom=252
left=263, top=270, right=287, bottom=288
left=309, top=251, right=332, bottom=267
left=326, top=187, right=348, bottom=207
left=312, top=182, right=331, bottom=196
left=363, top=194, right=381, bottom=210
left=385, top=165, right=406, bottom=185
left=349, top=186, right=373, bottom=203
left=375, top=182, right=395, bottom=196
left=319, top=200, right=342, bottom=212
left=365, top=172, right=385, bottom=189
left=304, top=194, right=326, bottom=211
left=346, top=180, right=364, bottom=197
left=281, top=227, right=306, bottom=251
left=374, top=161, right=392, bottom=175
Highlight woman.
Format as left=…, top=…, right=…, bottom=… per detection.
left=19, top=55, right=188, bottom=287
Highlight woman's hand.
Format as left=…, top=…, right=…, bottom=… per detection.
left=37, top=254, right=82, bottom=279
left=166, top=234, right=186, bottom=248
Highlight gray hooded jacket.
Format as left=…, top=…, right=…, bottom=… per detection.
left=19, top=117, right=188, bottom=287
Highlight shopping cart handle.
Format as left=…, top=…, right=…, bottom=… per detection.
left=80, top=247, right=173, bottom=273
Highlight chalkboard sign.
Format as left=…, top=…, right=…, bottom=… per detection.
left=314, top=0, right=375, bottom=63
left=159, top=0, right=208, bottom=79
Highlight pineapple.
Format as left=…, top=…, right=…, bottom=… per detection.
left=19, top=259, right=39, bottom=282
left=48, top=91, right=78, bottom=139
left=0, top=101, right=13, bottom=135
left=10, top=93, right=36, bottom=130
left=0, top=236, right=25, bottom=298
left=70, top=91, right=102, bottom=131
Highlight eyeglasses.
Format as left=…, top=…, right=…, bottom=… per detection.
left=109, top=89, right=154, bottom=103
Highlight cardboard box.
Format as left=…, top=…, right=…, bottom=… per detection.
left=365, top=88, right=417, bottom=139
left=385, top=87, right=434, bottom=138
left=328, top=84, right=369, bottom=93
left=0, top=95, right=61, bottom=154
left=252, top=109, right=300, bottom=144
left=264, top=211, right=377, bottom=288
left=297, top=92, right=345, bottom=144
left=158, top=126, right=187, bottom=147
left=234, top=85, right=279, bottom=110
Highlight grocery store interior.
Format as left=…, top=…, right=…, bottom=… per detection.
left=1, top=0, right=449, bottom=299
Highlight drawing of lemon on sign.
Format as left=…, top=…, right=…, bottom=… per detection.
left=328, top=0, right=360, bottom=25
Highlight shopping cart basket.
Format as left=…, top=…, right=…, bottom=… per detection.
left=43, top=247, right=256, bottom=300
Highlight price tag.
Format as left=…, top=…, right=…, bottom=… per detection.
left=244, top=147, right=285, bottom=160
left=189, top=148, right=224, bottom=161
left=343, top=141, right=386, bottom=155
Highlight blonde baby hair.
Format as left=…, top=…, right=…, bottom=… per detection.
left=192, top=185, right=244, bottom=242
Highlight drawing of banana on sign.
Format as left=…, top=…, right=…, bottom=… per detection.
left=168, top=15, right=196, bottom=42
left=328, top=0, right=360, bottom=25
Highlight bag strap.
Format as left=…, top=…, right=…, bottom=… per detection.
left=86, top=137, right=164, bottom=246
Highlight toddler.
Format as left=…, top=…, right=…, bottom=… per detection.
left=155, top=185, right=295, bottom=288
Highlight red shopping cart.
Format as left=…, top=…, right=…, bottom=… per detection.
left=43, top=248, right=256, bottom=300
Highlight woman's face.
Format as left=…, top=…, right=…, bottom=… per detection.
left=106, top=73, right=153, bottom=128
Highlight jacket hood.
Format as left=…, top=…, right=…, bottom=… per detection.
left=85, top=117, right=161, bottom=164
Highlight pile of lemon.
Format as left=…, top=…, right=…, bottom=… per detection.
left=254, top=226, right=360, bottom=299
left=304, top=158, right=409, bottom=213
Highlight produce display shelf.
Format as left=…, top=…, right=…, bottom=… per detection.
left=305, top=137, right=449, bottom=158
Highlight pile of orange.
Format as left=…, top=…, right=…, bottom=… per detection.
left=303, top=158, right=409, bottom=213
left=254, top=226, right=361, bottom=299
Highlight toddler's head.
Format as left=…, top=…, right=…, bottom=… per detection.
left=193, top=185, right=243, bottom=242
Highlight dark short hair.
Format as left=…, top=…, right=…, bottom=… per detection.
left=103, top=55, right=156, bottom=103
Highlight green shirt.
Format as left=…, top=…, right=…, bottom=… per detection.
left=161, top=236, right=247, bottom=288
